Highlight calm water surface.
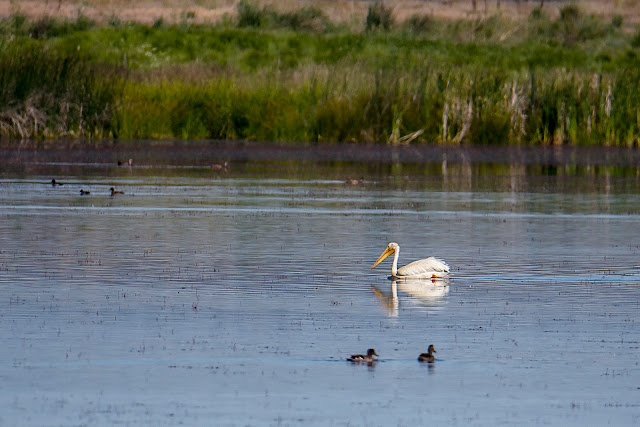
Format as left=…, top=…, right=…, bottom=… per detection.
left=1, top=143, right=640, bottom=425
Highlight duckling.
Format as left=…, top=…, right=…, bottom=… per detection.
left=345, top=177, right=364, bottom=185
left=211, top=161, right=229, bottom=171
left=51, top=179, right=63, bottom=186
left=347, top=348, right=379, bottom=363
left=110, top=187, right=124, bottom=196
left=418, top=344, right=437, bottom=363
left=80, top=189, right=91, bottom=195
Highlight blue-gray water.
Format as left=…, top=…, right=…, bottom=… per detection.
left=1, top=144, right=639, bottom=425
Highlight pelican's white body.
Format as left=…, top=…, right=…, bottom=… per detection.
left=395, top=257, right=450, bottom=278
left=371, top=242, right=450, bottom=279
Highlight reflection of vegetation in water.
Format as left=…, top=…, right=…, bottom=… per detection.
left=1, top=4, right=639, bottom=144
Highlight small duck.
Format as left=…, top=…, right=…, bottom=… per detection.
left=418, top=344, right=437, bottom=363
left=51, top=179, right=63, bottom=186
left=347, top=348, right=379, bottom=364
left=211, top=161, right=229, bottom=171
left=345, top=177, right=364, bottom=185
left=110, top=187, right=124, bottom=196
left=80, top=189, right=91, bottom=195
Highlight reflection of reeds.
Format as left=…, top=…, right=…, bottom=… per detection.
left=0, top=9, right=638, bottom=145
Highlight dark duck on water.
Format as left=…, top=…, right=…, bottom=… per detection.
left=418, top=345, right=437, bottom=363
left=347, top=348, right=379, bottom=364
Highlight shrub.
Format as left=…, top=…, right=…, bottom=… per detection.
left=405, top=14, right=433, bottom=34
left=277, top=7, right=332, bottom=33
left=559, top=4, right=581, bottom=23
left=237, top=0, right=264, bottom=28
left=529, top=7, right=545, bottom=20
left=632, top=29, right=640, bottom=48
left=366, top=1, right=394, bottom=31
left=611, top=15, right=623, bottom=29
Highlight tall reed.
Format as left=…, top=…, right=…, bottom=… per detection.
left=0, top=8, right=638, bottom=145
left=111, top=66, right=639, bottom=146
left=0, top=39, right=121, bottom=138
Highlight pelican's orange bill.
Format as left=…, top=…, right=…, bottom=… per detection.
left=371, top=246, right=394, bottom=269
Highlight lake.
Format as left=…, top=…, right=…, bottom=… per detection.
left=1, top=142, right=639, bottom=425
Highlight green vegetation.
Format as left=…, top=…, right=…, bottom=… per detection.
left=1, top=3, right=639, bottom=145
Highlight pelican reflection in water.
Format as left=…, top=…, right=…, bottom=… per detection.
left=371, top=278, right=450, bottom=317
left=371, top=243, right=450, bottom=279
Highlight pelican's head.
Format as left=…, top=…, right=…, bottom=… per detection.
left=366, top=348, right=379, bottom=357
left=370, top=242, right=399, bottom=270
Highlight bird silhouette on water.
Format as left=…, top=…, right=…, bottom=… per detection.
left=110, top=187, right=124, bottom=196
left=418, top=345, right=437, bottom=363
left=347, top=348, right=379, bottom=364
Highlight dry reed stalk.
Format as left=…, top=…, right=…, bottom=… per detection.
left=605, top=84, right=612, bottom=118
left=0, top=102, right=46, bottom=138
left=451, top=96, right=473, bottom=144
left=395, top=128, right=424, bottom=145
left=508, top=80, right=527, bottom=142
left=442, top=101, right=449, bottom=143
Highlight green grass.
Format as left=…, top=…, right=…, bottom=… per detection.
left=0, top=4, right=639, bottom=145
left=0, top=39, right=121, bottom=138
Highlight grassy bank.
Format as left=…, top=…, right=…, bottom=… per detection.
left=1, top=2, right=639, bottom=145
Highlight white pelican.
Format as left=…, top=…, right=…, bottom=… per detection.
left=371, top=242, right=450, bottom=279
